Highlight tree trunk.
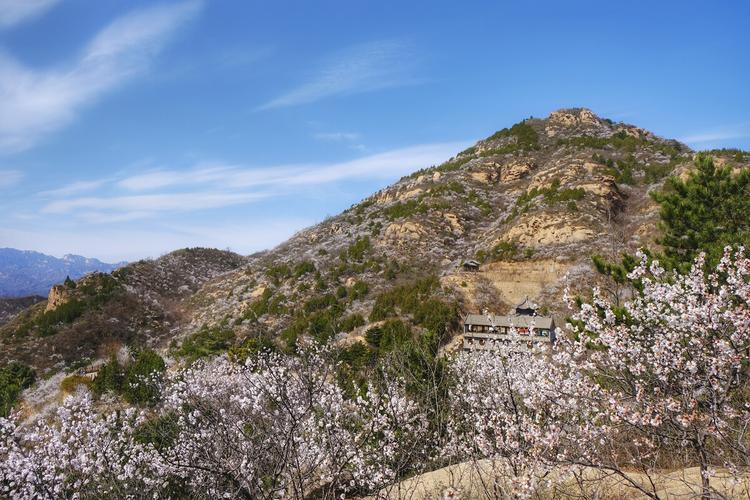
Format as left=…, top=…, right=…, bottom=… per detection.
left=698, top=443, right=712, bottom=500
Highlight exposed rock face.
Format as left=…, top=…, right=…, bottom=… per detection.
left=500, top=160, right=535, bottom=182
left=383, top=221, right=427, bottom=242
left=375, top=186, right=424, bottom=204
left=442, top=259, right=570, bottom=312
left=443, top=213, right=464, bottom=235
left=549, top=108, right=600, bottom=128
left=45, top=284, right=70, bottom=312
left=545, top=108, right=611, bottom=138
left=504, top=214, right=597, bottom=246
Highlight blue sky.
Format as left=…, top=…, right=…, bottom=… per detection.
left=0, top=0, right=748, bottom=262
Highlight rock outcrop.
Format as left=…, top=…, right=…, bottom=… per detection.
left=45, top=284, right=71, bottom=312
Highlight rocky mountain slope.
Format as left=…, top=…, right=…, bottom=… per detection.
left=3, top=108, right=750, bottom=378
left=0, top=248, right=125, bottom=297
left=185, top=108, right=692, bottom=340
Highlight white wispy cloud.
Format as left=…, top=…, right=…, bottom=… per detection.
left=42, top=191, right=270, bottom=216
left=679, top=126, right=750, bottom=145
left=258, top=40, right=419, bottom=110
left=0, top=168, right=22, bottom=187
left=0, top=0, right=202, bottom=153
left=38, top=179, right=109, bottom=197
left=115, top=142, right=465, bottom=191
left=313, top=132, right=361, bottom=142
left=39, top=142, right=466, bottom=221
left=314, top=131, right=367, bottom=152
left=116, top=164, right=237, bottom=190
left=0, top=0, right=59, bottom=29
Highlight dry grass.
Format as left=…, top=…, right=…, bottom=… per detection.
left=371, top=460, right=750, bottom=499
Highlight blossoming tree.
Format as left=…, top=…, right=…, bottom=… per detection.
left=564, top=249, right=750, bottom=498
left=2, top=249, right=750, bottom=499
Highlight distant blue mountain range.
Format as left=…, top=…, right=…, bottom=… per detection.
left=0, top=248, right=126, bottom=297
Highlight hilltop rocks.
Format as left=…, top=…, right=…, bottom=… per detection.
left=548, top=108, right=601, bottom=128
left=546, top=108, right=610, bottom=138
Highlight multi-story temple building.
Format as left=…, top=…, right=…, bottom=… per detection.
left=462, top=297, right=556, bottom=352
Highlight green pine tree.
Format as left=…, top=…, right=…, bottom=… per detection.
left=63, top=275, right=76, bottom=289
left=653, top=153, right=750, bottom=271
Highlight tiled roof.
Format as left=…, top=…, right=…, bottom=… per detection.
left=464, top=313, right=554, bottom=330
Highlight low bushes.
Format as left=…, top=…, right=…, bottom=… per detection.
left=60, top=374, right=93, bottom=394
left=369, top=276, right=458, bottom=340
left=382, top=200, right=428, bottom=220
left=487, top=121, right=540, bottom=151
left=92, top=349, right=166, bottom=405
left=176, top=327, right=235, bottom=362
left=0, top=362, right=35, bottom=417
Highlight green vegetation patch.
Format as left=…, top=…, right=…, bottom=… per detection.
left=228, top=336, right=277, bottom=363
left=434, top=157, right=473, bottom=174
left=466, top=190, right=493, bottom=216
left=643, top=160, right=678, bottom=184
left=293, top=261, right=316, bottom=278
left=266, top=263, right=291, bottom=284
left=427, top=181, right=465, bottom=197
left=592, top=152, right=683, bottom=186
left=93, top=349, right=167, bottom=405
left=507, top=179, right=585, bottom=221
left=382, top=200, right=428, bottom=220
left=477, top=241, right=518, bottom=263
left=369, top=276, right=458, bottom=338
left=0, top=362, right=35, bottom=417
left=343, top=236, right=372, bottom=262
left=35, top=299, right=87, bottom=337
left=484, top=121, right=540, bottom=154
left=339, top=313, right=365, bottom=333
left=241, top=288, right=286, bottom=323
left=60, top=374, right=93, bottom=394
left=177, top=326, right=236, bottom=362
left=653, top=154, right=750, bottom=270
left=365, top=319, right=412, bottom=354
left=705, top=148, right=750, bottom=163
left=558, top=130, right=683, bottom=157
